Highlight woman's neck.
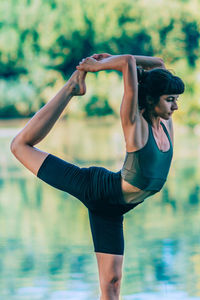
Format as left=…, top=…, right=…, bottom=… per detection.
left=142, top=111, right=161, bottom=129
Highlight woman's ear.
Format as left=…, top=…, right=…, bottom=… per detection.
left=146, top=95, right=153, bottom=105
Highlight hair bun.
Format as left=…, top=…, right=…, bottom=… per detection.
left=137, top=67, right=146, bottom=84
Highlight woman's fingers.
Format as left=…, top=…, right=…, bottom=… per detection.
left=76, top=58, right=87, bottom=69
left=91, top=54, right=104, bottom=60
left=80, top=57, right=90, bottom=64
left=91, top=53, right=112, bottom=61
left=76, top=58, right=89, bottom=70
left=76, top=57, right=99, bottom=72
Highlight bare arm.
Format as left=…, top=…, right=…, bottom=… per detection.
left=134, top=55, right=166, bottom=70
left=77, top=55, right=139, bottom=124
left=90, top=53, right=166, bottom=70
left=77, top=55, right=143, bottom=150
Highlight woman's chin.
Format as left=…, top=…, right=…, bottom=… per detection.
left=162, top=113, right=172, bottom=120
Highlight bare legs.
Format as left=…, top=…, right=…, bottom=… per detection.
left=96, top=253, right=123, bottom=300
left=11, top=70, right=87, bottom=175
left=11, top=56, right=136, bottom=300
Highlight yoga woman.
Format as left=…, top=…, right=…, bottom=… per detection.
left=11, top=54, right=184, bottom=300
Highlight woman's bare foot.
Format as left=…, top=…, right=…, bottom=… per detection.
left=68, top=70, right=87, bottom=96
left=76, top=57, right=101, bottom=72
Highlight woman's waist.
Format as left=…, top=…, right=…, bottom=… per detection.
left=121, top=177, right=157, bottom=204
left=121, top=166, right=167, bottom=191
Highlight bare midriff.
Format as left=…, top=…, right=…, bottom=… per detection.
left=121, top=178, right=154, bottom=204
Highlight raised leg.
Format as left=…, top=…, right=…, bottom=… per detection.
left=11, top=70, right=87, bottom=175
left=96, top=253, right=123, bottom=300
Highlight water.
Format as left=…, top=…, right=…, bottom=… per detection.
left=0, top=118, right=200, bottom=300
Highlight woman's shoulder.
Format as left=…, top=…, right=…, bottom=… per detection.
left=161, top=118, right=173, bottom=133
left=161, top=118, right=174, bottom=145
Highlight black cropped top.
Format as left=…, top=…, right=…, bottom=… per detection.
left=121, top=122, right=173, bottom=191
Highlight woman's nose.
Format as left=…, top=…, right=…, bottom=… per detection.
left=172, top=101, right=178, bottom=111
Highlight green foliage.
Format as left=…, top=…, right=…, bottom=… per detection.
left=0, top=0, right=200, bottom=123
left=85, top=96, right=114, bottom=117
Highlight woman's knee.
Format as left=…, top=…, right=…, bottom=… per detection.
left=105, top=270, right=122, bottom=283
left=100, top=269, right=122, bottom=294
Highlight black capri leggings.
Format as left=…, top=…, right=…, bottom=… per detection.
left=37, top=154, right=140, bottom=255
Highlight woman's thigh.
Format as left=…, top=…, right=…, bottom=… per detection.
left=37, top=153, right=126, bottom=212
left=88, top=210, right=124, bottom=255
left=37, top=153, right=92, bottom=204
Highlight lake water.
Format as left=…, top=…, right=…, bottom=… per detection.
left=0, top=118, right=200, bottom=300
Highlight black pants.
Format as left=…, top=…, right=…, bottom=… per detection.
left=37, top=154, right=140, bottom=255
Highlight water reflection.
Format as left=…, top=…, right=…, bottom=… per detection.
left=189, top=185, right=200, bottom=206
left=0, top=120, right=200, bottom=299
left=162, top=187, right=177, bottom=211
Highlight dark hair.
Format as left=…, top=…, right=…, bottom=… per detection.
left=137, top=67, right=185, bottom=112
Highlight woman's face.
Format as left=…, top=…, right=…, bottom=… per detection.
left=153, top=94, right=179, bottom=119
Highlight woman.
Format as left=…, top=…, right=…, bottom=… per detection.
left=11, top=54, right=184, bottom=300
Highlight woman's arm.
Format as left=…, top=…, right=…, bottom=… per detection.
left=134, top=55, right=166, bottom=70
left=77, top=55, right=144, bottom=151
left=89, top=53, right=165, bottom=71
left=77, top=55, right=139, bottom=124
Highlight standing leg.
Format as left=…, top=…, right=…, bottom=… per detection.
left=88, top=211, right=124, bottom=299
left=96, top=253, right=123, bottom=300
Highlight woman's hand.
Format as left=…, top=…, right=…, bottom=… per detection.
left=76, top=54, right=134, bottom=73
left=76, top=57, right=101, bottom=72
left=91, top=53, right=112, bottom=61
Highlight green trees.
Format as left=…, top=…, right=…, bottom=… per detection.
left=0, top=0, right=200, bottom=124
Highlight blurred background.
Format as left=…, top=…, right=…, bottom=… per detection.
left=0, top=0, right=200, bottom=299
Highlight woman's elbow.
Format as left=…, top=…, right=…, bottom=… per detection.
left=125, top=55, right=136, bottom=65
left=10, top=135, right=24, bottom=156
left=10, top=136, right=19, bottom=155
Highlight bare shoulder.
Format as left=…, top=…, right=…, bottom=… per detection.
left=161, top=118, right=174, bottom=144
left=161, top=118, right=173, bottom=133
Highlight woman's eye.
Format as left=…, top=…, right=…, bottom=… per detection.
left=167, top=97, right=177, bottom=102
